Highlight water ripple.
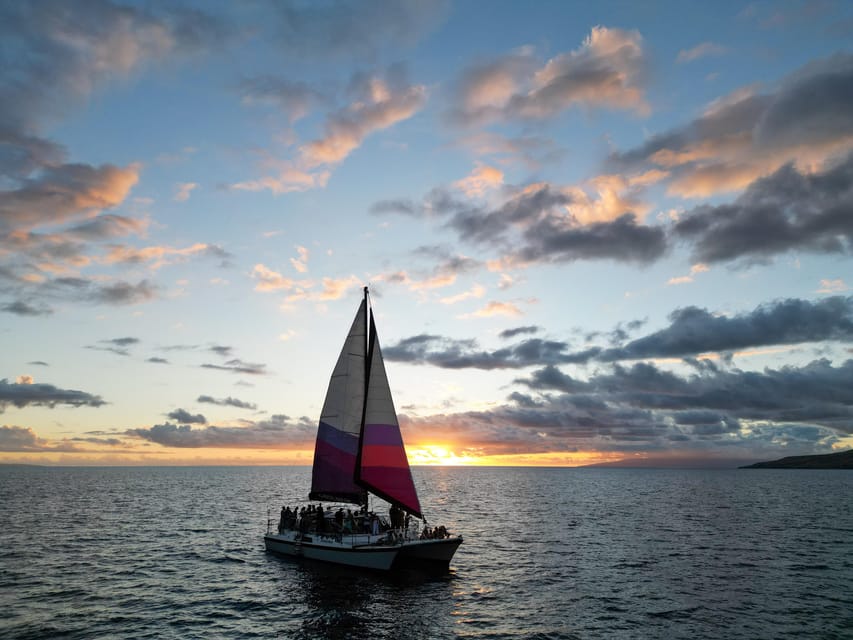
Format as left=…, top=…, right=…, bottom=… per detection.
left=1, top=466, right=852, bottom=639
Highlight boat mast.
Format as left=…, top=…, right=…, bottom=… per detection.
left=357, top=285, right=371, bottom=512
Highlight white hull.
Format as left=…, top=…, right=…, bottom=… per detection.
left=264, top=530, right=462, bottom=571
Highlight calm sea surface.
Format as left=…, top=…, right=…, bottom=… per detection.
left=1, top=466, right=851, bottom=639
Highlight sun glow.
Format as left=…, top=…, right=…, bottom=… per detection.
left=407, top=444, right=623, bottom=467
left=408, top=445, right=477, bottom=466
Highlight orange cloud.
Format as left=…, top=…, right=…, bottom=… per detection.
left=252, top=264, right=306, bottom=292
left=1, top=163, right=140, bottom=233
left=464, top=300, right=522, bottom=318
left=100, top=242, right=214, bottom=269
left=299, top=80, right=426, bottom=168
left=453, top=163, right=504, bottom=197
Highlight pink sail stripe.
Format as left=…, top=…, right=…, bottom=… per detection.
left=360, top=443, right=410, bottom=469
left=359, top=466, right=421, bottom=514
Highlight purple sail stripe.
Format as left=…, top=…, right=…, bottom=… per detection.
left=362, top=423, right=403, bottom=447
left=317, top=421, right=359, bottom=454
left=312, top=438, right=360, bottom=496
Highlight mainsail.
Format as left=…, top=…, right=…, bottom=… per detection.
left=310, top=289, right=422, bottom=517
left=356, top=309, right=423, bottom=518
left=309, top=299, right=368, bottom=504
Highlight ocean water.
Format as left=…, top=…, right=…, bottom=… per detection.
left=1, top=466, right=851, bottom=639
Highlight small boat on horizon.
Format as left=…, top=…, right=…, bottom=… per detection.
left=264, top=287, right=462, bottom=571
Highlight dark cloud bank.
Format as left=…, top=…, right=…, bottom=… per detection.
left=0, top=379, right=105, bottom=412
left=387, top=296, right=853, bottom=458
left=386, top=296, right=853, bottom=369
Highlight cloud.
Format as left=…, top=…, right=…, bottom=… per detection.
left=85, top=279, right=158, bottom=305
left=239, top=75, right=327, bottom=122
left=173, top=182, right=198, bottom=202
left=517, top=358, right=853, bottom=433
left=376, top=181, right=666, bottom=267
left=376, top=250, right=480, bottom=293
left=499, top=326, right=541, bottom=339
left=399, top=357, right=851, bottom=459
left=0, top=425, right=82, bottom=452
left=230, top=163, right=330, bottom=195
left=666, top=263, right=710, bottom=286
left=1, top=301, right=52, bottom=316
left=0, top=163, right=141, bottom=233
left=67, top=214, right=149, bottom=240
left=505, top=212, right=667, bottom=267
left=299, top=65, right=427, bottom=168
left=0, top=1, right=229, bottom=133
left=209, top=345, right=233, bottom=357
left=674, top=153, right=853, bottom=264
left=251, top=264, right=310, bottom=292
left=453, top=164, right=504, bottom=197
left=386, top=296, right=853, bottom=371
left=101, top=242, right=232, bottom=270
left=676, top=42, right=727, bottom=64
left=314, top=276, right=361, bottom=301
left=290, top=246, right=309, bottom=273
left=147, top=357, right=169, bottom=364
left=233, top=65, right=426, bottom=194
left=0, top=0, right=217, bottom=234
left=439, top=284, right=486, bottom=305
left=197, top=395, right=258, bottom=410
left=608, top=53, right=853, bottom=198
left=251, top=266, right=360, bottom=302
left=127, top=414, right=315, bottom=448
left=0, top=1, right=230, bottom=315
left=106, top=337, right=139, bottom=348
left=200, top=359, right=268, bottom=375
left=167, top=409, right=207, bottom=424
left=448, top=26, right=649, bottom=126
left=597, top=296, right=853, bottom=361
left=453, top=131, right=564, bottom=169
left=384, top=334, right=591, bottom=369
left=87, top=336, right=140, bottom=357
left=817, top=279, right=848, bottom=294
left=0, top=378, right=105, bottom=411
left=464, top=301, right=523, bottom=318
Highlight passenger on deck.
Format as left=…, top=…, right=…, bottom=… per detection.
left=278, top=506, right=286, bottom=533
left=316, top=504, right=325, bottom=533
left=343, top=509, right=354, bottom=533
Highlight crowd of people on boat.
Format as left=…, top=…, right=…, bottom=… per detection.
left=277, top=504, right=383, bottom=536
left=276, top=503, right=453, bottom=540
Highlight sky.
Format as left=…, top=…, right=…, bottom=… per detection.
left=1, top=0, right=852, bottom=468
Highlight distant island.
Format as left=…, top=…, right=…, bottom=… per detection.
left=741, top=449, right=853, bottom=469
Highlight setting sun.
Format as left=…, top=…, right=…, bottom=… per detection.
left=409, top=445, right=475, bottom=466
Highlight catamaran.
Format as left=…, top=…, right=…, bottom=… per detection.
left=264, top=287, right=462, bottom=571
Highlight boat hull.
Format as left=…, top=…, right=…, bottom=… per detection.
left=264, top=532, right=398, bottom=571
left=395, top=537, right=463, bottom=569
left=264, top=531, right=462, bottom=571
